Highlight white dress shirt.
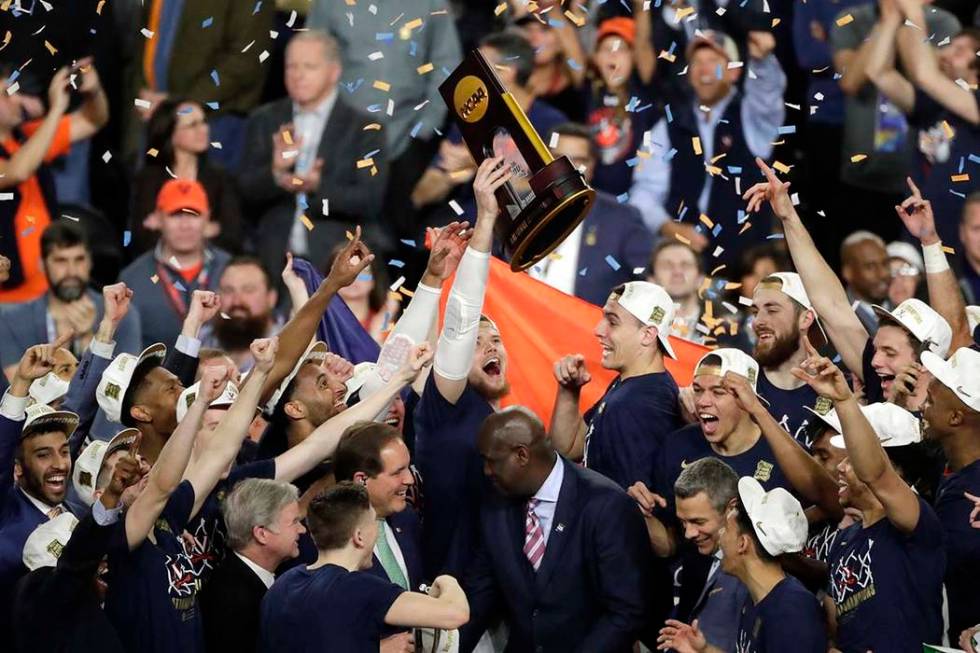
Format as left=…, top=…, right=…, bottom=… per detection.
left=20, top=488, right=65, bottom=518
left=530, top=457, right=565, bottom=548
left=235, top=552, right=276, bottom=590
left=289, top=90, right=339, bottom=255
left=528, top=224, right=584, bottom=296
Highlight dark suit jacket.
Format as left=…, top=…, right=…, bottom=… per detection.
left=462, top=458, right=652, bottom=653
left=238, top=96, right=388, bottom=276
left=573, top=191, right=653, bottom=307
left=364, top=507, right=424, bottom=589
left=199, top=551, right=269, bottom=653
left=13, top=512, right=124, bottom=653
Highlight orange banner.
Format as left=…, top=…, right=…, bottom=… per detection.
left=439, top=257, right=709, bottom=424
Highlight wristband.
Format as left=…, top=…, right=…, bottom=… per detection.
left=922, top=242, right=949, bottom=274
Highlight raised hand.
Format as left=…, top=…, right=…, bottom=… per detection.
left=887, top=361, right=930, bottom=410
left=894, top=177, right=939, bottom=245
left=791, top=336, right=852, bottom=402
left=105, top=450, right=142, bottom=498
left=47, top=66, right=71, bottom=115
left=73, top=57, right=103, bottom=95
left=397, top=342, right=434, bottom=383
left=17, top=331, right=74, bottom=382
left=721, top=371, right=765, bottom=418
left=425, top=221, right=472, bottom=282
left=657, top=619, right=708, bottom=653
left=199, top=365, right=231, bottom=404
left=627, top=481, right=667, bottom=517
left=742, top=157, right=794, bottom=220
left=251, top=337, right=279, bottom=374
left=553, top=354, right=592, bottom=389
left=325, top=226, right=375, bottom=289
left=102, top=282, right=133, bottom=325
left=321, top=352, right=355, bottom=385
left=473, top=156, right=513, bottom=221
left=747, top=30, right=776, bottom=59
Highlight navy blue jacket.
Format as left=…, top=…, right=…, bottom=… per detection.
left=461, top=458, right=652, bottom=653
left=573, top=191, right=653, bottom=307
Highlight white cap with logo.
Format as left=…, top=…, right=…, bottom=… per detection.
left=176, top=379, right=240, bottom=423
left=22, top=403, right=80, bottom=440
left=72, top=428, right=141, bottom=507
left=737, top=477, right=808, bottom=556
left=871, top=298, right=951, bottom=358
left=96, top=343, right=167, bottom=423
left=804, top=401, right=921, bottom=449
left=28, top=372, right=70, bottom=407
left=694, top=348, right=760, bottom=390
left=921, top=347, right=980, bottom=413
left=755, top=273, right=828, bottom=347
left=610, top=281, right=677, bottom=359
left=23, top=512, right=79, bottom=571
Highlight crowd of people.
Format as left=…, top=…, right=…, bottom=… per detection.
left=1, top=0, right=979, bottom=651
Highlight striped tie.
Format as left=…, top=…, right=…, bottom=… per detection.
left=523, top=499, right=545, bottom=571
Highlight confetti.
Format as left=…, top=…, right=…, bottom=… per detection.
left=448, top=199, right=464, bottom=216
left=835, top=14, right=853, bottom=26
left=494, top=3, right=507, bottom=16
left=356, top=158, right=375, bottom=169
left=942, top=245, right=955, bottom=255
left=772, top=161, right=791, bottom=174
left=259, top=51, right=270, bottom=63
left=850, top=154, right=867, bottom=163
left=364, top=123, right=382, bottom=130
left=692, top=137, right=702, bottom=155
left=123, top=231, right=132, bottom=246
left=141, top=28, right=155, bottom=39
left=210, top=69, right=220, bottom=86
left=300, top=215, right=314, bottom=231
left=201, top=16, right=213, bottom=28
left=369, top=51, right=384, bottom=61
left=102, top=151, right=112, bottom=163
left=738, top=296, right=754, bottom=307
left=373, top=80, right=391, bottom=92
left=403, top=17, right=423, bottom=30
left=134, top=98, right=152, bottom=109
left=147, top=148, right=159, bottom=158
left=5, top=81, right=18, bottom=95
left=322, top=199, right=329, bottom=216
left=390, top=276, right=406, bottom=292
left=952, top=174, right=970, bottom=182
left=699, top=214, right=714, bottom=228
left=605, top=255, right=621, bottom=271
left=388, top=259, right=405, bottom=268
left=777, top=125, right=796, bottom=135
left=44, top=40, right=57, bottom=55
left=417, top=62, right=434, bottom=75
left=0, top=193, right=12, bottom=200
left=549, top=132, right=560, bottom=148
left=941, top=121, right=955, bottom=139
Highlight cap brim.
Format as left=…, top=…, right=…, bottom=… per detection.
left=828, top=434, right=847, bottom=450
left=264, top=341, right=328, bottom=415
left=737, top=476, right=766, bottom=517
left=23, top=412, right=80, bottom=439
left=803, top=406, right=841, bottom=436
left=658, top=333, right=677, bottom=359
left=106, top=428, right=140, bottom=455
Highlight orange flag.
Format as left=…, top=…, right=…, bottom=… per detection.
left=439, top=257, right=710, bottom=424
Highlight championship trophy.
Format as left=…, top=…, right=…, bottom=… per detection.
left=439, top=50, right=595, bottom=271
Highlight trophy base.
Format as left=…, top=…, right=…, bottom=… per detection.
left=503, top=156, right=596, bottom=272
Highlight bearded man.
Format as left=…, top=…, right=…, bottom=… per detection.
left=203, top=256, right=284, bottom=372
left=750, top=273, right=826, bottom=448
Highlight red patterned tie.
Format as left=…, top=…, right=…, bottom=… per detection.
left=523, top=499, right=545, bottom=571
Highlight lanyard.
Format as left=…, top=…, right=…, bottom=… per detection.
left=155, top=260, right=209, bottom=320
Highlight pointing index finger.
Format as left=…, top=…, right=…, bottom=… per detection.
left=52, top=330, right=75, bottom=351
left=905, top=176, right=921, bottom=198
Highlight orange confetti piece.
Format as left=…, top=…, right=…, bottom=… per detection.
left=772, top=161, right=791, bottom=174
left=692, top=137, right=702, bottom=155
left=676, top=6, right=695, bottom=19
left=836, top=14, right=854, bottom=26
left=373, top=80, right=391, bottom=92
left=146, top=148, right=159, bottom=158
left=771, top=18, right=781, bottom=27
left=942, top=245, right=955, bottom=255
left=658, top=50, right=677, bottom=62
left=403, top=17, right=423, bottom=30
left=850, top=154, right=867, bottom=163
left=282, top=130, right=293, bottom=146
left=300, top=215, right=314, bottom=231
left=951, top=173, right=970, bottom=182
left=699, top=214, right=715, bottom=228
left=417, top=62, right=434, bottom=75
left=675, top=234, right=692, bottom=245
left=941, top=121, right=955, bottom=139
left=564, top=10, right=585, bottom=26
left=363, top=123, right=382, bottom=130
left=494, top=3, right=507, bottom=15
left=44, top=40, right=57, bottom=55
left=356, top=158, right=375, bottom=169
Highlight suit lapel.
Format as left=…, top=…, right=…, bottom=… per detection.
left=534, top=459, right=578, bottom=592
left=317, top=98, right=349, bottom=163
left=505, top=498, right=536, bottom=591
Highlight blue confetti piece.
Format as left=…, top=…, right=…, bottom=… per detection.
left=210, top=69, right=220, bottom=86
left=626, top=96, right=640, bottom=112
left=567, top=58, right=582, bottom=71
left=363, top=148, right=381, bottom=159
left=766, top=233, right=786, bottom=240
left=950, top=189, right=966, bottom=198
left=174, top=280, right=187, bottom=292
left=663, top=147, right=678, bottom=162
left=366, top=104, right=383, bottom=113
left=206, top=101, right=219, bottom=110
left=177, top=106, right=194, bottom=115
left=123, top=230, right=132, bottom=247
left=719, top=119, right=730, bottom=124
left=20, top=226, right=34, bottom=238
left=655, top=0, right=662, bottom=6
left=712, top=224, right=722, bottom=236
left=202, top=16, right=213, bottom=28
left=400, top=239, right=417, bottom=247
left=668, top=41, right=677, bottom=55
left=727, top=166, right=742, bottom=174
left=626, top=157, right=640, bottom=168
left=388, top=259, right=405, bottom=268
left=549, top=18, right=564, bottom=28
left=579, top=267, right=589, bottom=276
left=252, top=1, right=261, bottom=14
left=606, top=255, right=621, bottom=271
left=376, top=32, right=394, bottom=41
left=737, top=210, right=749, bottom=224
left=969, top=154, right=980, bottom=164
left=678, top=205, right=689, bottom=220
left=716, top=64, right=723, bottom=80
left=8, top=70, right=18, bottom=83
left=665, top=104, right=673, bottom=123
left=958, top=156, right=964, bottom=174
left=410, top=121, right=423, bottom=138
left=410, top=41, right=418, bottom=57
left=635, top=103, right=653, bottom=113
left=620, top=0, right=630, bottom=11
left=356, top=273, right=373, bottom=282
left=616, top=192, right=630, bottom=203
left=832, top=354, right=842, bottom=364
left=298, top=196, right=308, bottom=211
left=777, top=125, right=796, bottom=135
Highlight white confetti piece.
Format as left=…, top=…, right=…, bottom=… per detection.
left=141, top=28, right=155, bottom=39
left=241, top=39, right=255, bottom=53
left=210, top=141, right=223, bottom=149
left=102, top=151, right=112, bottom=163
left=549, top=132, right=559, bottom=148
left=791, top=192, right=800, bottom=206
left=386, top=99, right=394, bottom=116
left=368, top=51, right=384, bottom=61
left=449, top=199, right=463, bottom=216
left=5, top=81, right=19, bottom=95
left=285, top=10, right=297, bottom=27
left=0, top=193, right=13, bottom=200
left=632, top=267, right=645, bottom=275
left=390, top=275, right=406, bottom=292
left=134, top=98, right=152, bottom=109
left=322, top=199, right=329, bottom=216
left=738, top=296, right=754, bottom=307
left=712, top=245, right=725, bottom=259
left=259, top=50, right=270, bottom=63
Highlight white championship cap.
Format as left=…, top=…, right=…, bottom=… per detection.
left=176, top=379, right=240, bottom=423
left=921, top=347, right=980, bottom=413
left=737, top=477, right=808, bottom=556
left=22, top=403, right=79, bottom=440
left=28, top=372, right=70, bottom=407
left=755, top=272, right=828, bottom=348
left=96, top=343, right=167, bottom=423
left=609, top=281, right=677, bottom=359
left=23, top=512, right=79, bottom=571
left=694, top=348, right=760, bottom=391
left=805, top=401, right=921, bottom=449
left=72, top=428, right=141, bottom=507
left=263, top=340, right=329, bottom=416
left=871, top=298, right=951, bottom=358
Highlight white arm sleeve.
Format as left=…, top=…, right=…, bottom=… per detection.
left=434, top=247, right=491, bottom=381
left=388, top=282, right=441, bottom=346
